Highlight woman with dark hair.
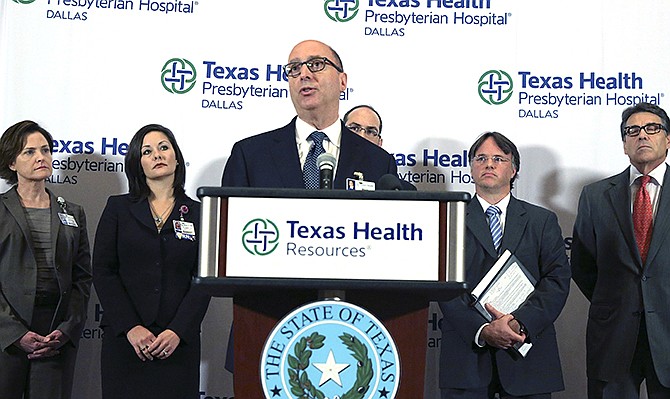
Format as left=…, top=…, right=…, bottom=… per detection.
left=93, top=124, right=209, bottom=399
left=0, top=120, right=92, bottom=399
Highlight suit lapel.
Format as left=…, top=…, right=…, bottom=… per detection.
left=47, top=189, right=62, bottom=264
left=467, top=198, right=498, bottom=259
left=130, top=197, right=160, bottom=233
left=1, top=187, right=37, bottom=256
left=606, top=169, right=640, bottom=267
left=334, top=124, right=363, bottom=188
left=268, top=118, right=306, bottom=189
left=645, top=166, right=670, bottom=268
left=500, top=196, right=528, bottom=253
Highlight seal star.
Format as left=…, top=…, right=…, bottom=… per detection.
left=378, top=386, right=390, bottom=397
left=270, top=385, right=282, bottom=396
left=313, top=350, right=350, bottom=386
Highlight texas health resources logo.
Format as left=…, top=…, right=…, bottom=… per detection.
left=243, top=218, right=280, bottom=256
left=261, top=300, right=400, bottom=399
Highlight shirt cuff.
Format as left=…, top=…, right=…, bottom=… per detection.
left=474, top=323, right=490, bottom=347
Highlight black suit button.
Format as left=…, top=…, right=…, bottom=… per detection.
left=641, top=275, right=648, bottom=281
left=153, top=288, right=160, bottom=293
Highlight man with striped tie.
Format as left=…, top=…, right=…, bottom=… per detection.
left=221, top=39, right=396, bottom=189
left=439, top=132, right=571, bottom=399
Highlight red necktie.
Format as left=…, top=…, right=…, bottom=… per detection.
left=633, top=175, right=653, bottom=263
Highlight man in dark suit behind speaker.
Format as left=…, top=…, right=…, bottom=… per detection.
left=221, top=40, right=397, bottom=189
left=343, top=104, right=417, bottom=191
left=572, top=102, right=670, bottom=399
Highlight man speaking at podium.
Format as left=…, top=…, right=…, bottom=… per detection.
left=221, top=39, right=396, bottom=189
left=439, top=132, right=570, bottom=399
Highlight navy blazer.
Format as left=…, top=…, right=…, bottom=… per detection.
left=0, top=187, right=91, bottom=351
left=92, top=194, right=209, bottom=343
left=439, top=196, right=570, bottom=396
left=572, top=167, right=670, bottom=386
left=221, top=117, right=398, bottom=188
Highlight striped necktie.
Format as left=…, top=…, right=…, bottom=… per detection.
left=486, top=205, right=503, bottom=252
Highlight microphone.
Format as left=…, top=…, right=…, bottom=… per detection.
left=317, top=153, right=337, bottom=189
left=377, top=174, right=404, bottom=190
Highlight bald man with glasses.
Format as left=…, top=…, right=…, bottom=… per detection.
left=221, top=40, right=397, bottom=189
left=343, top=104, right=417, bottom=190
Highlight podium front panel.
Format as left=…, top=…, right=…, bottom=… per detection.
left=197, top=187, right=469, bottom=285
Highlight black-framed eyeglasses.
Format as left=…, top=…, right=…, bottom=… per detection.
left=473, top=155, right=511, bottom=165
left=346, top=124, right=380, bottom=138
left=623, top=123, right=667, bottom=137
left=283, top=57, right=343, bottom=78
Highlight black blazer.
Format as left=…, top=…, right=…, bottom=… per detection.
left=92, top=193, right=208, bottom=343
left=0, top=187, right=91, bottom=350
left=439, top=196, right=571, bottom=396
left=221, top=117, right=398, bottom=188
left=572, top=167, right=670, bottom=386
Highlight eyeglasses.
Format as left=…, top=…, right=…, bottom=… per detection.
left=623, top=123, right=667, bottom=137
left=346, top=124, right=380, bottom=138
left=283, top=57, right=343, bottom=78
left=473, top=155, right=511, bottom=165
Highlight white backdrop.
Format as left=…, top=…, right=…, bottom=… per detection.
left=2, top=0, right=670, bottom=397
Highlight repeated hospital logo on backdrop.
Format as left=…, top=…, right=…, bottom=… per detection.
left=478, top=70, right=514, bottom=105
left=162, top=58, right=198, bottom=94
left=478, top=69, right=666, bottom=120
left=12, top=0, right=199, bottom=21
left=158, top=57, right=308, bottom=111
left=323, top=0, right=512, bottom=37
left=325, top=0, right=359, bottom=22
left=261, top=300, right=400, bottom=399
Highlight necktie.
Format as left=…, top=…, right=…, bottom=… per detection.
left=633, top=175, right=653, bottom=263
left=303, top=131, right=326, bottom=189
left=486, top=205, right=503, bottom=252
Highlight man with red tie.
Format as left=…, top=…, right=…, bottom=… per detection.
left=572, top=102, right=670, bottom=399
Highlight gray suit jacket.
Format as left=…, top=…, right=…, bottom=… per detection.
left=0, top=187, right=92, bottom=351
left=572, top=166, right=670, bottom=386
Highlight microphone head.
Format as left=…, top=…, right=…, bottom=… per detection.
left=377, top=174, right=404, bottom=190
left=317, top=152, right=337, bottom=170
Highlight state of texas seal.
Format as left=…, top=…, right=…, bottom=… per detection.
left=261, top=300, right=400, bottom=399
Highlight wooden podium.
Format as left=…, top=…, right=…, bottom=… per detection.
left=195, top=187, right=469, bottom=398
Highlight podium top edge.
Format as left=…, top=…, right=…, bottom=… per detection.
left=197, top=187, right=471, bottom=202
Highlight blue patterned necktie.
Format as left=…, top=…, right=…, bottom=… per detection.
left=486, top=205, right=503, bottom=252
left=303, top=131, right=326, bottom=189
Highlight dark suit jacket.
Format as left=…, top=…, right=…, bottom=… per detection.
left=401, top=180, right=417, bottom=190
left=0, top=187, right=91, bottom=351
left=572, top=166, right=670, bottom=386
left=439, top=196, right=570, bottom=396
left=92, top=194, right=209, bottom=343
left=221, top=117, right=398, bottom=188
